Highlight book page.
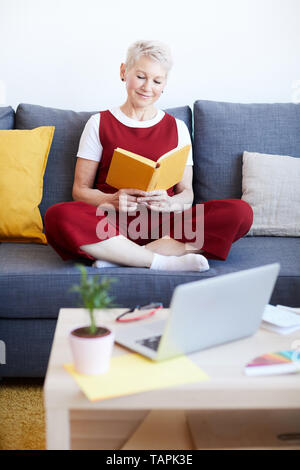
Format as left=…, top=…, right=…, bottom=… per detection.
left=115, top=148, right=156, bottom=168
left=155, top=145, right=191, bottom=190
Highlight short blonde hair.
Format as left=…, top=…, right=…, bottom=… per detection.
left=125, top=40, right=173, bottom=75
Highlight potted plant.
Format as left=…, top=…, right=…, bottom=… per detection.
left=69, top=264, right=116, bottom=375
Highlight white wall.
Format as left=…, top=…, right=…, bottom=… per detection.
left=1, top=0, right=300, bottom=111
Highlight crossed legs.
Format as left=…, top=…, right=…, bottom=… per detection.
left=80, top=235, right=208, bottom=271
left=45, top=198, right=253, bottom=271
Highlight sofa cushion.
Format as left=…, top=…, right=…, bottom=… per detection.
left=242, top=151, right=300, bottom=236
left=0, top=106, right=15, bottom=129
left=1, top=236, right=299, bottom=320
left=193, top=100, right=300, bottom=203
left=0, top=318, right=56, bottom=377
left=15, top=104, right=192, bottom=220
left=0, top=126, right=55, bottom=244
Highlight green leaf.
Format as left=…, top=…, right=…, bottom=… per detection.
left=69, top=264, right=118, bottom=331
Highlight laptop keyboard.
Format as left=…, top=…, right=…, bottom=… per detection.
left=136, top=335, right=162, bottom=351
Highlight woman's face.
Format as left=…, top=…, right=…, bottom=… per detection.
left=121, top=56, right=167, bottom=109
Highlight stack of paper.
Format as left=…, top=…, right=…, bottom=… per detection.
left=261, top=304, right=300, bottom=335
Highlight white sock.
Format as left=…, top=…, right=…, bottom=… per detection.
left=92, top=259, right=121, bottom=268
left=92, top=245, right=146, bottom=268
left=150, top=253, right=209, bottom=272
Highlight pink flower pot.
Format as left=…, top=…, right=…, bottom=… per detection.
left=69, top=326, right=114, bottom=375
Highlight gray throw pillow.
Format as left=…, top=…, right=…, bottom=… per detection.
left=242, top=151, right=300, bottom=236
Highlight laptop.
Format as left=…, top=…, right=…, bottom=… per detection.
left=115, top=263, right=280, bottom=361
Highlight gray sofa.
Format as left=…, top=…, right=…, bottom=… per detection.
left=1, top=100, right=300, bottom=378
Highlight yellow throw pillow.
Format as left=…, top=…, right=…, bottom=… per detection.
left=0, top=126, right=55, bottom=244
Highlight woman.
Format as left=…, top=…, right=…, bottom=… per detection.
left=44, top=40, right=253, bottom=271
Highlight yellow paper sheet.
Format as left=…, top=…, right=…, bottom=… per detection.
left=64, top=353, right=209, bottom=402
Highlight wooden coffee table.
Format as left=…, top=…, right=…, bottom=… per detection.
left=44, top=308, right=300, bottom=450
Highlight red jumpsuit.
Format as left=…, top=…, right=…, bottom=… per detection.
left=44, top=110, right=253, bottom=262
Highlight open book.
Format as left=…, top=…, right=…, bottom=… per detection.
left=105, top=144, right=191, bottom=191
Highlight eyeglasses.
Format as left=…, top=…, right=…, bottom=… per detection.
left=116, top=302, right=163, bottom=323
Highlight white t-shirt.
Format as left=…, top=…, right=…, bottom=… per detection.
left=77, top=106, right=193, bottom=165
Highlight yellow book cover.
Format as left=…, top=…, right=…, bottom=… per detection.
left=105, top=144, right=191, bottom=191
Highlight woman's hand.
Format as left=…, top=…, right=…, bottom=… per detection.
left=108, top=188, right=146, bottom=213
left=101, top=189, right=184, bottom=214
left=136, top=190, right=175, bottom=213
